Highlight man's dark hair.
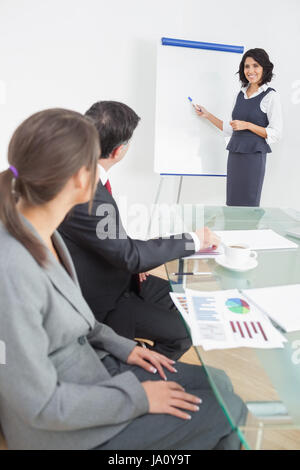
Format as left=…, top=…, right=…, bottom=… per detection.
left=238, top=48, right=274, bottom=87
left=85, top=101, right=140, bottom=158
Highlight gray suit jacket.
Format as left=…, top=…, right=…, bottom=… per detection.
left=0, top=217, right=149, bottom=450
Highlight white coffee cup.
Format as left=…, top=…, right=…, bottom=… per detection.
left=223, top=243, right=257, bottom=267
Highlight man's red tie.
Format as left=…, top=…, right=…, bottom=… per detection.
left=105, top=179, right=112, bottom=195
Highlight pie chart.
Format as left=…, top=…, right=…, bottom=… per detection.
left=225, top=298, right=250, bottom=314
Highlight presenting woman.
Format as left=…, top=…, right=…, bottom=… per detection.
left=0, top=108, right=246, bottom=450
left=195, top=48, right=282, bottom=207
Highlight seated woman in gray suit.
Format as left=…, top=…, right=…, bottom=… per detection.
left=0, top=108, right=246, bottom=450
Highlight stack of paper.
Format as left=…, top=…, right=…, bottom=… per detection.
left=242, top=285, right=300, bottom=333
left=215, top=229, right=298, bottom=251
left=170, top=289, right=287, bottom=351
left=184, top=229, right=298, bottom=259
left=184, top=247, right=221, bottom=259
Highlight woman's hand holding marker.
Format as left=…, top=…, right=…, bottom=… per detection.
left=188, top=96, right=202, bottom=114
left=188, top=97, right=211, bottom=118
left=195, top=104, right=210, bottom=118
left=192, top=99, right=223, bottom=132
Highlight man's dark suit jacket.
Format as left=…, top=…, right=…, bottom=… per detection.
left=58, top=180, right=196, bottom=321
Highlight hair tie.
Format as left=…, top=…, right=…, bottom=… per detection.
left=8, top=165, right=19, bottom=179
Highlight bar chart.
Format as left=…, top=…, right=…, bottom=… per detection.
left=184, top=289, right=285, bottom=350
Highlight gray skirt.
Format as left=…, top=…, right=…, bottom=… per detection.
left=226, top=151, right=266, bottom=207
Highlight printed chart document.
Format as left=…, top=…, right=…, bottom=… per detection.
left=169, top=292, right=191, bottom=328
left=242, top=284, right=300, bottom=333
left=171, top=289, right=287, bottom=351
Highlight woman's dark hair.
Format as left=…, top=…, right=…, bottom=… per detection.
left=85, top=101, right=140, bottom=158
left=0, top=108, right=100, bottom=267
left=238, top=48, right=274, bottom=87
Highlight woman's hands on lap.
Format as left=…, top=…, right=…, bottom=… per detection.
left=127, top=346, right=202, bottom=420
left=142, top=380, right=202, bottom=420
left=127, top=346, right=177, bottom=380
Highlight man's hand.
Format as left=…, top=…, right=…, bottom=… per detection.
left=139, top=272, right=150, bottom=283
left=194, top=227, right=220, bottom=250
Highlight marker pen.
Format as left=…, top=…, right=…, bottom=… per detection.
left=188, top=96, right=201, bottom=111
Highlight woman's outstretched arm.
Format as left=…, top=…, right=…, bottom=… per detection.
left=194, top=105, right=223, bottom=131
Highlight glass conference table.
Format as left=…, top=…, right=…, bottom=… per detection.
left=164, top=206, right=300, bottom=450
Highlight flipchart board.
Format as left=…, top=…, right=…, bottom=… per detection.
left=154, top=38, right=244, bottom=176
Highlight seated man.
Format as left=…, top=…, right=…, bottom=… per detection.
left=59, top=101, right=219, bottom=360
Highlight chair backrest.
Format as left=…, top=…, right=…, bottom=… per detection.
left=0, top=424, right=8, bottom=450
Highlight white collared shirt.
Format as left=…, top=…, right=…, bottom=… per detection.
left=98, top=163, right=109, bottom=186
left=223, top=83, right=283, bottom=145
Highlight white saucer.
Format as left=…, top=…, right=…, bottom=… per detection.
left=215, top=255, right=258, bottom=272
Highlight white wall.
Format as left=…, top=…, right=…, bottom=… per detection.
left=0, top=0, right=299, bottom=231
